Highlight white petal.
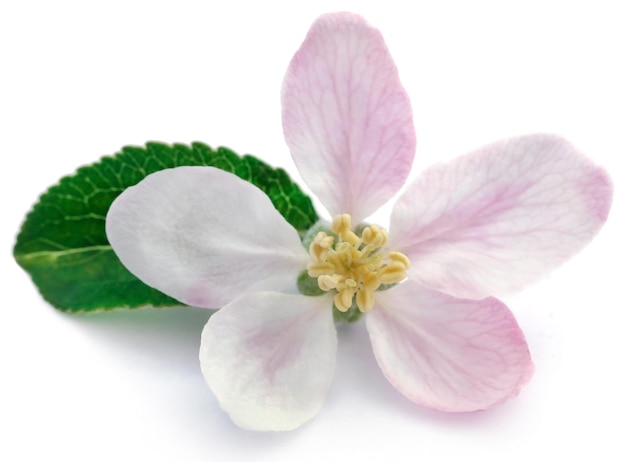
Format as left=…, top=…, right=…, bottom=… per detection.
left=106, top=167, right=308, bottom=308
left=282, top=12, right=415, bottom=222
left=389, top=134, right=613, bottom=299
left=200, top=292, right=336, bottom=431
left=366, top=280, right=533, bottom=411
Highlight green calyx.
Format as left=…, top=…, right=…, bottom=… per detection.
left=332, top=301, right=363, bottom=323
left=296, top=271, right=363, bottom=323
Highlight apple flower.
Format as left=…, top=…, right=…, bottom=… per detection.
left=105, top=12, right=612, bottom=431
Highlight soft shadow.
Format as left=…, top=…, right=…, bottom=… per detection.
left=63, top=306, right=535, bottom=450
left=72, top=306, right=213, bottom=369
left=328, top=321, right=535, bottom=432
left=66, top=306, right=303, bottom=450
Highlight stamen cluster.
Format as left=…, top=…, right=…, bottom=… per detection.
left=307, top=214, right=410, bottom=312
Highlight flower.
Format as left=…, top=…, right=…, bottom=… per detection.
left=105, top=12, right=613, bottom=431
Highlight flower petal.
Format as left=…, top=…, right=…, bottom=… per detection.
left=106, top=166, right=308, bottom=308
left=366, top=280, right=533, bottom=412
left=200, top=292, right=336, bottom=431
left=282, top=12, right=415, bottom=223
left=389, top=134, right=613, bottom=299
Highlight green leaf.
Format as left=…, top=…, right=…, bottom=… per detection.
left=14, top=142, right=319, bottom=312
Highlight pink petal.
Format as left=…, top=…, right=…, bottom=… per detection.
left=389, top=134, right=613, bottom=299
left=282, top=12, right=415, bottom=223
left=106, top=167, right=308, bottom=309
left=366, top=280, right=533, bottom=411
left=200, top=292, right=336, bottom=431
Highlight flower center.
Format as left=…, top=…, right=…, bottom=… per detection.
left=307, top=214, right=410, bottom=313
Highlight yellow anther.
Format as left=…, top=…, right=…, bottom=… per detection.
left=331, top=214, right=361, bottom=245
left=309, top=247, right=325, bottom=262
left=309, top=232, right=335, bottom=261
left=379, top=262, right=408, bottom=284
left=388, top=251, right=410, bottom=269
left=334, top=289, right=354, bottom=312
left=307, top=262, right=336, bottom=277
left=361, top=272, right=381, bottom=292
left=361, top=225, right=387, bottom=248
left=307, top=214, right=411, bottom=314
left=360, top=226, right=373, bottom=244
left=356, top=289, right=375, bottom=312
left=318, top=274, right=340, bottom=291
left=313, top=231, right=333, bottom=246
left=331, top=214, right=352, bottom=235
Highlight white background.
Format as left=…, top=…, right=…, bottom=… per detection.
left=2, top=1, right=625, bottom=461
